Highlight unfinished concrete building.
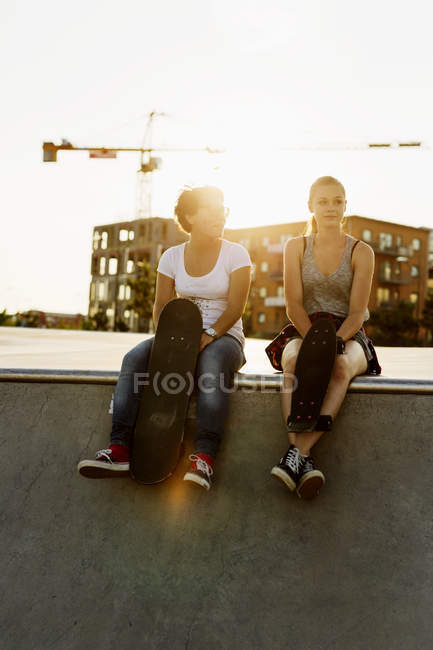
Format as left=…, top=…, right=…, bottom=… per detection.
left=89, top=217, right=187, bottom=331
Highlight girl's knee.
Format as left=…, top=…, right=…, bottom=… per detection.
left=122, top=338, right=153, bottom=372
left=331, top=355, right=350, bottom=383
left=281, top=353, right=297, bottom=375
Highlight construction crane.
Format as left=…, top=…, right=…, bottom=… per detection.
left=42, top=111, right=224, bottom=218
left=43, top=111, right=425, bottom=218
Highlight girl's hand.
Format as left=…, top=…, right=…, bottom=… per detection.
left=199, top=332, right=214, bottom=352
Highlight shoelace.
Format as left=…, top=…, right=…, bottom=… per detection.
left=95, top=449, right=113, bottom=464
left=283, top=448, right=303, bottom=473
left=189, top=454, right=213, bottom=477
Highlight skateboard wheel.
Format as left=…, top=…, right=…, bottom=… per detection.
left=314, top=329, right=318, bottom=333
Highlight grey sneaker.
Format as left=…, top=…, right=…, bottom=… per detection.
left=271, top=445, right=305, bottom=491
left=296, top=456, right=325, bottom=499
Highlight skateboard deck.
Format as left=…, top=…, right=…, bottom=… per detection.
left=287, top=318, right=336, bottom=433
left=130, top=298, right=203, bottom=484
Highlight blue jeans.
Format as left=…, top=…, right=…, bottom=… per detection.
left=111, top=335, right=245, bottom=459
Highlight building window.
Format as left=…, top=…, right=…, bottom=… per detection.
left=362, top=229, right=372, bottom=242
left=106, top=308, right=114, bottom=317
left=261, top=262, right=269, bottom=272
left=258, top=313, right=266, bottom=324
left=379, top=233, right=392, bottom=250
left=259, top=287, right=267, bottom=298
left=410, top=292, right=418, bottom=303
left=377, top=287, right=390, bottom=304
left=126, top=259, right=134, bottom=273
left=393, top=290, right=400, bottom=302
left=411, top=265, right=419, bottom=277
left=396, top=236, right=402, bottom=247
left=119, top=229, right=129, bottom=242
left=262, top=237, right=270, bottom=247
left=381, top=261, right=392, bottom=281
left=90, top=282, right=96, bottom=300
left=108, top=258, right=118, bottom=275
left=101, top=231, right=108, bottom=250
left=124, top=310, right=130, bottom=319
left=93, top=231, right=100, bottom=250
left=412, top=238, right=421, bottom=251
left=118, top=285, right=125, bottom=300
left=99, top=257, right=106, bottom=275
left=277, top=286, right=284, bottom=297
left=240, top=238, right=250, bottom=248
left=125, top=285, right=131, bottom=300
left=129, top=230, right=135, bottom=241
left=98, top=282, right=105, bottom=301
left=250, top=264, right=256, bottom=281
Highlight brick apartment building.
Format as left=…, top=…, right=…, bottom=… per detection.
left=225, top=216, right=431, bottom=337
left=89, top=214, right=431, bottom=336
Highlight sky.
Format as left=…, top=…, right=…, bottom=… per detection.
left=2, top=0, right=433, bottom=314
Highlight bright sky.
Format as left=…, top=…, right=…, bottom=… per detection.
left=2, top=0, right=433, bottom=314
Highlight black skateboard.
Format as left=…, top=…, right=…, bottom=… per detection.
left=130, top=298, right=203, bottom=484
left=287, top=318, right=336, bottom=433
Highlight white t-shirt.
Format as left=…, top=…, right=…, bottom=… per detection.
left=157, top=239, right=252, bottom=346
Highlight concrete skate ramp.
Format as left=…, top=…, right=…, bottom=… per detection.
left=1, top=373, right=433, bottom=650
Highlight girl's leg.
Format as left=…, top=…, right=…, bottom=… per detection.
left=282, top=340, right=368, bottom=451
left=274, top=339, right=368, bottom=496
left=194, top=336, right=244, bottom=459
left=111, top=337, right=154, bottom=447
left=293, top=340, right=367, bottom=455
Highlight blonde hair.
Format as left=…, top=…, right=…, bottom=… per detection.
left=304, top=176, right=346, bottom=235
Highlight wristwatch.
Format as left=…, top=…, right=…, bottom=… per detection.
left=204, top=327, right=218, bottom=339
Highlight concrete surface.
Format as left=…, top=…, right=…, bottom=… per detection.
left=1, top=326, right=433, bottom=378
left=1, top=376, right=433, bottom=649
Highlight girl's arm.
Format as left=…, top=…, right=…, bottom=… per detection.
left=284, top=237, right=312, bottom=338
left=336, top=242, right=375, bottom=341
left=152, top=272, right=175, bottom=328
left=201, top=266, right=251, bottom=350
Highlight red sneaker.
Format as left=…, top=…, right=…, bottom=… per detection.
left=183, top=453, right=214, bottom=490
left=77, top=444, right=130, bottom=478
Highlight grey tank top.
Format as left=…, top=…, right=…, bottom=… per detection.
left=302, top=234, right=369, bottom=321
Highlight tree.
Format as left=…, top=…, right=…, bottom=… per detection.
left=369, top=300, right=420, bottom=346
left=15, top=310, right=41, bottom=328
left=81, top=309, right=109, bottom=331
left=114, top=318, right=129, bottom=332
left=93, top=309, right=109, bottom=331
left=81, top=317, right=96, bottom=331
left=127, top=261, right=156, bottom=332
left=0, top=309, right=13, bottom=326
left=420, top=293, right=433, bottom=345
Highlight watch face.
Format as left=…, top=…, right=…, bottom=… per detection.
left=205, top=328, right=217, bottom=337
